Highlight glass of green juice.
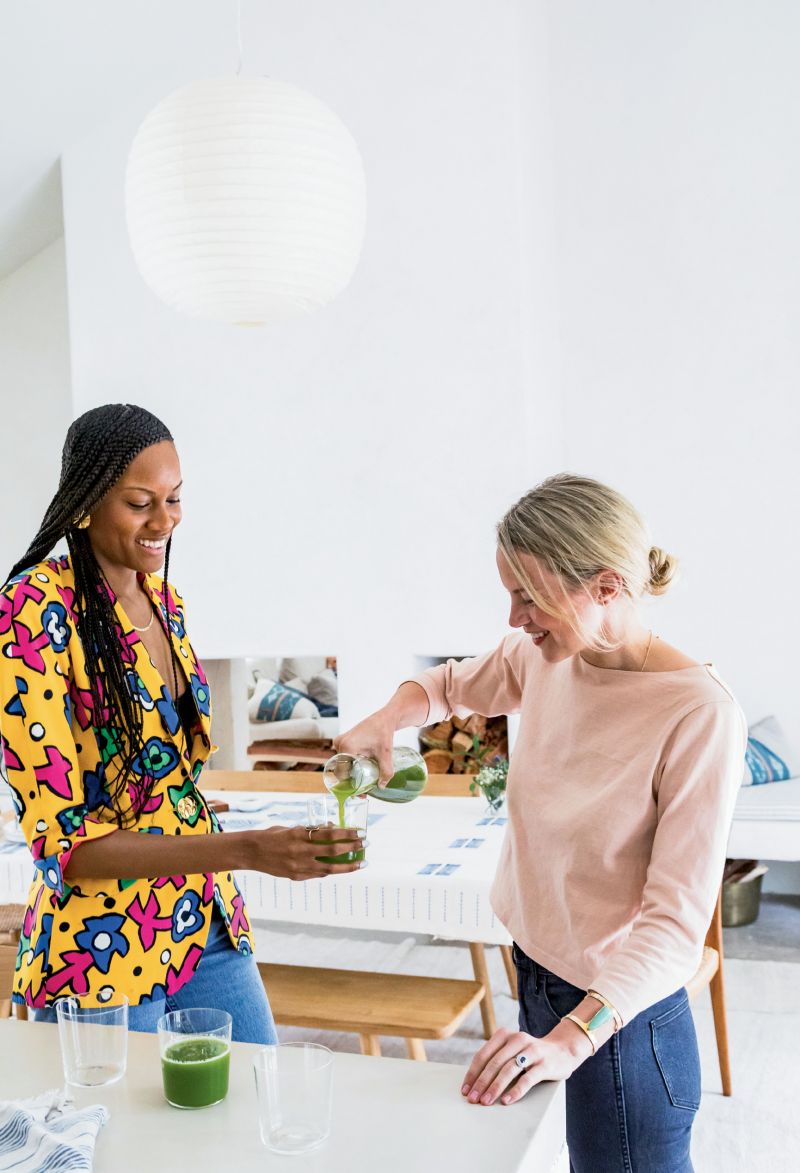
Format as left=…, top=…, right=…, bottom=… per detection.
left=307, top=793, right=368, bottom=864
left=157, top=1008, right=232, bottom=1109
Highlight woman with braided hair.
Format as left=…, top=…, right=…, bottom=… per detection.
left=0, top=404, right=363, bottom=1040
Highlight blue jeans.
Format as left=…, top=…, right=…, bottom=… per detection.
left=513, top=943, right=700, bottom=1173
left=34, top=908, right=278, bottom=1046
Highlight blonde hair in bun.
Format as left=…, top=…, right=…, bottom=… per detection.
left=647, top=546, right=679, bottom=596
left=497, top=473, right=677, bottom=650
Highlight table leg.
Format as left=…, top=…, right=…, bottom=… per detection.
left=360, top=1034, right=382, bottom=1057
left=469, top=942, right=496, bottom=1038
left=405, top=1038, right=427, bottom=1061
left=500, top=944, right=518, bottom=999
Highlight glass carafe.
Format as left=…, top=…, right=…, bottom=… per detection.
left=323, top=747, right=428, bottom=805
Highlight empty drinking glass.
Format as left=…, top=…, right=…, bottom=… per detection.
left=55, top=996, right=129, bottom=1087
left=253, top=1042, right=334, bottom=1155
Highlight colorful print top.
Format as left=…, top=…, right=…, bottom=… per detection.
left=0, top=555, right=253, bottom=1008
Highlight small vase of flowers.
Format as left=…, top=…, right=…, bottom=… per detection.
left=469, top=758, right=509, bottom=813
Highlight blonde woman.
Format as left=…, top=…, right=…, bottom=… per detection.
left=336, top=474, right=745, bottom=1173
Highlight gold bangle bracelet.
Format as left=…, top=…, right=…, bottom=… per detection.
left=563, top=1013, right=597, bottom=1055
left=586, top=989, right=623, bottom=1033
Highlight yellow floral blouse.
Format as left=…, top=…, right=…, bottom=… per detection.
left=0, top=555, right=253, bottom=1009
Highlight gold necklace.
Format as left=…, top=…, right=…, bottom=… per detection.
left=127, top=607, right=155, bottom=634
left=640, top=630, right=654, bottom=672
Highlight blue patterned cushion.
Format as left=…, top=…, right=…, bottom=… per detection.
left=743, top=716, right=799, bottom=786
left=250, top=677, right=320, bottom=723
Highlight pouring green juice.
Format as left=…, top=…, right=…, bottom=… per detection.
left=316, top=749, right=428, bottom=863
left=324, top=748, right=428, bottom=804
left=314, top=777, right=366, bottom=864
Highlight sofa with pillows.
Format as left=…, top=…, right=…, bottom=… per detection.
left=246, top=656, right=339, bottom=748
left=729, top=715, right=800, bottom=861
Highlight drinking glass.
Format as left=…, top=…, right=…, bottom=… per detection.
left=55, top=996, right=128, bottom=1087
left=253, top=1042, right=334, bottom=1155
left=307, top=793, right=368, bottom=864
left=157, top=1007, right=233, bottom=1109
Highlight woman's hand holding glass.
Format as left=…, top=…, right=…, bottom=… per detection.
left=248, top=825, right=364, bottom=880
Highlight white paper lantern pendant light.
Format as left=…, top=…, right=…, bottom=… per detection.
left=125, top=11, right=366, bottom=324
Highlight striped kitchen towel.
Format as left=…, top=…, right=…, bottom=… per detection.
left=0, top=1087, right=108, bottom=1171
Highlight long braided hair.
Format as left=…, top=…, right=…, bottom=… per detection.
left=6, top=404, right=180, bottom=828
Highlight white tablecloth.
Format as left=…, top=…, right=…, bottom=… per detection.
left=0, top=791, right=512, bottom=945
left=4, top=781, right=794, bottom=939
left=217, top=791, right=512, bottom=944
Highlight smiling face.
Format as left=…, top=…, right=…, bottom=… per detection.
left=87, top=441, right=182, bottom=576
left=496, top=546, right=607, bottom=663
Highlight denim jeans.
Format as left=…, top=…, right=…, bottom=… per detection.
left=34, top=906, right=278, bottom=1046
left=513, top=943, right=700, bottom=1173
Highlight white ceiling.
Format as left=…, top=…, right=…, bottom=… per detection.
left=0, top=0, right=356, bottom=280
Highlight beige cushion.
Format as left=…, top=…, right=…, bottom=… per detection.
left=307, top=668, right=338, bottom=707
left=279, top=657, right=328, bottom=687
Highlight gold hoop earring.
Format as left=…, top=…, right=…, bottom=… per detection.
left=76, top=515, right=91, bottom=530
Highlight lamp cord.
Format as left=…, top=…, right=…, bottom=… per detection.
left=235, top=0, right=244, bottom=76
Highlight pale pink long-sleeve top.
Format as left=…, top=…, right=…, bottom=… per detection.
left=414, top=635, right=746, bottom=1024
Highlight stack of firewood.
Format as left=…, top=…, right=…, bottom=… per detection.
left=419, top=714, right=508, bottom=774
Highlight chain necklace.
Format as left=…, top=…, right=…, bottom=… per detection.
left=640, top=630, right=655, bottom=672
left=127, top=606, right=156, bottom=634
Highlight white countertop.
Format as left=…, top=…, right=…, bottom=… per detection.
left=0, top=1020, right=566, bottom=1172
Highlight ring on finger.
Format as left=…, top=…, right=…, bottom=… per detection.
left=514, top=1052, right=529, bottom=1070
left=307, top=826, right=319, bottom=841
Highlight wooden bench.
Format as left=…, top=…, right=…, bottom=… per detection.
left=258, top=962, right=484, bottom=1060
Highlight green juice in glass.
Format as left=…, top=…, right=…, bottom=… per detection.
left=315, top=778, right=366, bottom=864
left=161, top=1037, right=230, bottom=1108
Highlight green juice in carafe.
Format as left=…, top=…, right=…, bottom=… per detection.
left=323, top=748, right=428, bottom=804
left=161, top=1037, right=230, bottom=1108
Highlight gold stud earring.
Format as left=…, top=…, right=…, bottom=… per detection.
left=76, top=515, right=91, bottom=530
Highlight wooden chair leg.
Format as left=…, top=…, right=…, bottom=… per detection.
left=704, top=888, right=732, bottom=1097
left=359, top=1034, right=382, bottom=1057
left=405, top=1038, right=427, bottom=1061
left=709, top=965, right=732, bottom=1096
left=500, top=944, right=518, bottom=1000
left=469, top=942, right=496, bottom=1038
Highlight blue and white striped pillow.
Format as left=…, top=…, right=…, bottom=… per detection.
left=742, top=716, right=799, bottom=786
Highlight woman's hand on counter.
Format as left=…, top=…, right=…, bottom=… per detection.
left=461, top=1024, right=592, bottom=1106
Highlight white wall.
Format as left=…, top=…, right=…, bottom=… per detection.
left=0, top=237, right=72, bottom=573
left=546, top=0, right=800, bottom=750
left=60, top=0, right=561, bottom=727
left=31, top=1, right=800, bottom=762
